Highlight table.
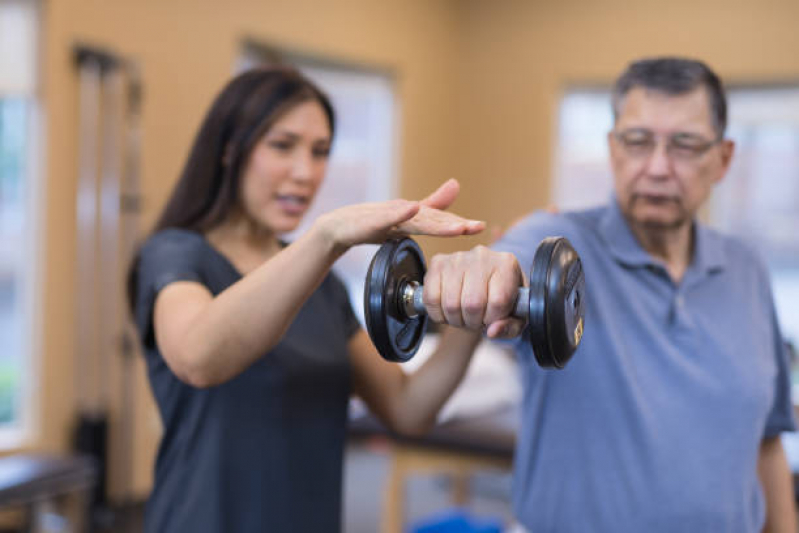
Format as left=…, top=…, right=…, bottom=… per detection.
left=349, top=408, right=518, bottom=533
left=0, top=454, right=97, bottom=533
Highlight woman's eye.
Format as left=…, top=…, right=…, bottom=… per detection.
left=269, top=140, right=292, bottom=151
left=313, top=146, right=331, bottom=158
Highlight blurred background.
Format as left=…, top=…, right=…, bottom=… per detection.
left=2, top=0, right=799, bottom=531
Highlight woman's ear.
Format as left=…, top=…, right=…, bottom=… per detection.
left=222, top=143, right=233, bottom=167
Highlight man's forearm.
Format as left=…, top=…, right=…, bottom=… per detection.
left=758, top=436, right=797, bottom=532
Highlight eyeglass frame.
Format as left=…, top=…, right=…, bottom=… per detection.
left=611, top=127, right=724, bottom=162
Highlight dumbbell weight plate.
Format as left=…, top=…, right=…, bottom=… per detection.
left=528, top=237, right=585, bottom=368
left=364, top=238, right=429, bottom=362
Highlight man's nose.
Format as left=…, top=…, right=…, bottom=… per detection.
left=644, top=139, right=672, bottom=178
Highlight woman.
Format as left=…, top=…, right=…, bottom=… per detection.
left=128, top=67, right=485, bottom=532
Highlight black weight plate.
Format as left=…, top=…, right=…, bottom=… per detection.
left=528, top=237, right=585, bottom=368
left=364, top=238, right=429, bottom=362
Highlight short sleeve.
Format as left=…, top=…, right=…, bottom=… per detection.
left=132, top=229, right=207, bottom=348
left=763, top=294, right=797, bottom=437
left=492, top=210, right=577, bottom=273
left=742, top=248, right=798, bottom=437
left=326, top=272, right=361, bottom=340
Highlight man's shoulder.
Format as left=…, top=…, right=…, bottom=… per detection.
left=492, top=205, right=606, bottom=269
left=499, top=205, right=605, bottom=245
left=699, top=224, right=769, bottom=277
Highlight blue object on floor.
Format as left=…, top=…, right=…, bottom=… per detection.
left=410, top=508, right=503, bottom=533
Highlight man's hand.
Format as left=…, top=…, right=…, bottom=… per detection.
left=422, top=246, right=526, bottom=338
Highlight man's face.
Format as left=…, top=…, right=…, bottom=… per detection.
left=608, top=86, right=734, bottom=231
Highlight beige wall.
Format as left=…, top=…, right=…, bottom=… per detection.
left=29, top=0, right=799, bottom=499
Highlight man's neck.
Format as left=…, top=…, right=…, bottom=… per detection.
left=629, top=220, right=694, bottom=284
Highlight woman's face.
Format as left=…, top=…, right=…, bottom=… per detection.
left=239, top=99, right=332, bottom=234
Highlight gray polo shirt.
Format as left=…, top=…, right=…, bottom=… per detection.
left=494, top=200, right=796, bottom=532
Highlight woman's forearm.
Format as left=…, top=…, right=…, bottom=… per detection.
left=391, top=328, right=482, bottom=435
left=164, top=225, right=342, bottom=387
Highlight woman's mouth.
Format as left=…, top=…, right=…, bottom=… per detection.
left=275, top=194, right=310, bottom=216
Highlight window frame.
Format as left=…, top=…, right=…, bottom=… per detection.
left=0, top=0, right=44, bottom=448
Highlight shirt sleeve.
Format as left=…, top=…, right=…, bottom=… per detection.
left=326, top=272, right=361, bottom=340
left=759, top=259, right=797, bottom=437
left=132, top=229, right=207, bottom=349
left=763, top=296, right=797, bottom=437
left=492, top=210, right=578, bottom=271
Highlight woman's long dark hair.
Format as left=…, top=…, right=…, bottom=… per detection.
left=127, top=67, right=335, bottom=312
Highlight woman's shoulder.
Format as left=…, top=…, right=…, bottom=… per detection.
left=136, top=228, right=213, bottom=283
left=142, top=227, right=206, bottom=252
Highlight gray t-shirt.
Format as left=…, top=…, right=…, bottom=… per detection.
left=494, top=201, right=796, bottom=533
left=132, top=228, right=360, bottom=533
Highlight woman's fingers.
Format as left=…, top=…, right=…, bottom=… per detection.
left=378, top=199, right=421, bottom=227
left=314, top=193, right=482, bottom=249
left=395, top=205, right=484, bottom=237
left=420, top=179, right=460, bottom=210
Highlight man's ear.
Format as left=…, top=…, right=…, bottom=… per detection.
left=607, top=130, right=622, bottom=170
left=716, top=138, right=736, bottom=183
left=607, top=130, right=618, bottom=158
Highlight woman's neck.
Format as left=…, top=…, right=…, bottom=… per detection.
left=206, top=215, right=283, bottom=275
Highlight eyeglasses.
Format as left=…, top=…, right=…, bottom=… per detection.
left=612, top=128, right=722, bottom=161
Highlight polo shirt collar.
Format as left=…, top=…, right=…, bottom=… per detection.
left=599, top=197, right=726, bottom=275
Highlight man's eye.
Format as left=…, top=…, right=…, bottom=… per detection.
left=671, top=140, right=706, bottom=154
left=672, top=143, right=700, bottom=151
left=623, top=137, right=652, bottom=148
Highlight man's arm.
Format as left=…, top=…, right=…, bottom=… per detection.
left=758, top=435, right=798, bottom=533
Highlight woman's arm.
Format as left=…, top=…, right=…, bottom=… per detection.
left=349, top=326, right=483, bottom=436
left=153, top=182, right=483, bottom=388
left=154, top=222, right=346, bottom=388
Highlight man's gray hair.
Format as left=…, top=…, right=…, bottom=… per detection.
left=612, top=57, right=728, bottom=138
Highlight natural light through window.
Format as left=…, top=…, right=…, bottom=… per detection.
left=0, top=0, right=40, bottom=444
left=554, top=85, right=799, bottom=349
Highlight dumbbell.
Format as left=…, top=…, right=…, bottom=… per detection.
left=364, top=237, right=586, bottom=368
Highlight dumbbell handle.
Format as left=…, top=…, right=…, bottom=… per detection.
left=401, top=281, right=529, bottom=320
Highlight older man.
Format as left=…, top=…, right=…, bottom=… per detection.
left=425, top=58, right=797, bottom=532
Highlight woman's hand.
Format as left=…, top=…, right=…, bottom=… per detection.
left=313, top=179, right=484, bottom=252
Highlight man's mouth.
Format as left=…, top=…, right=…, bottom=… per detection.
left=633, top=193, right=678, bottom=205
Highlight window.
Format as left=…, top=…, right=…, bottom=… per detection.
left=0, top=0, right=41, bottom=443
left=239, top=41, right=399, bottom=323
left=711, top=87, right=799, bottom=347
left=552, top=89, right=614, bottom=211
left=554, top=86, right=799, bottom=345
